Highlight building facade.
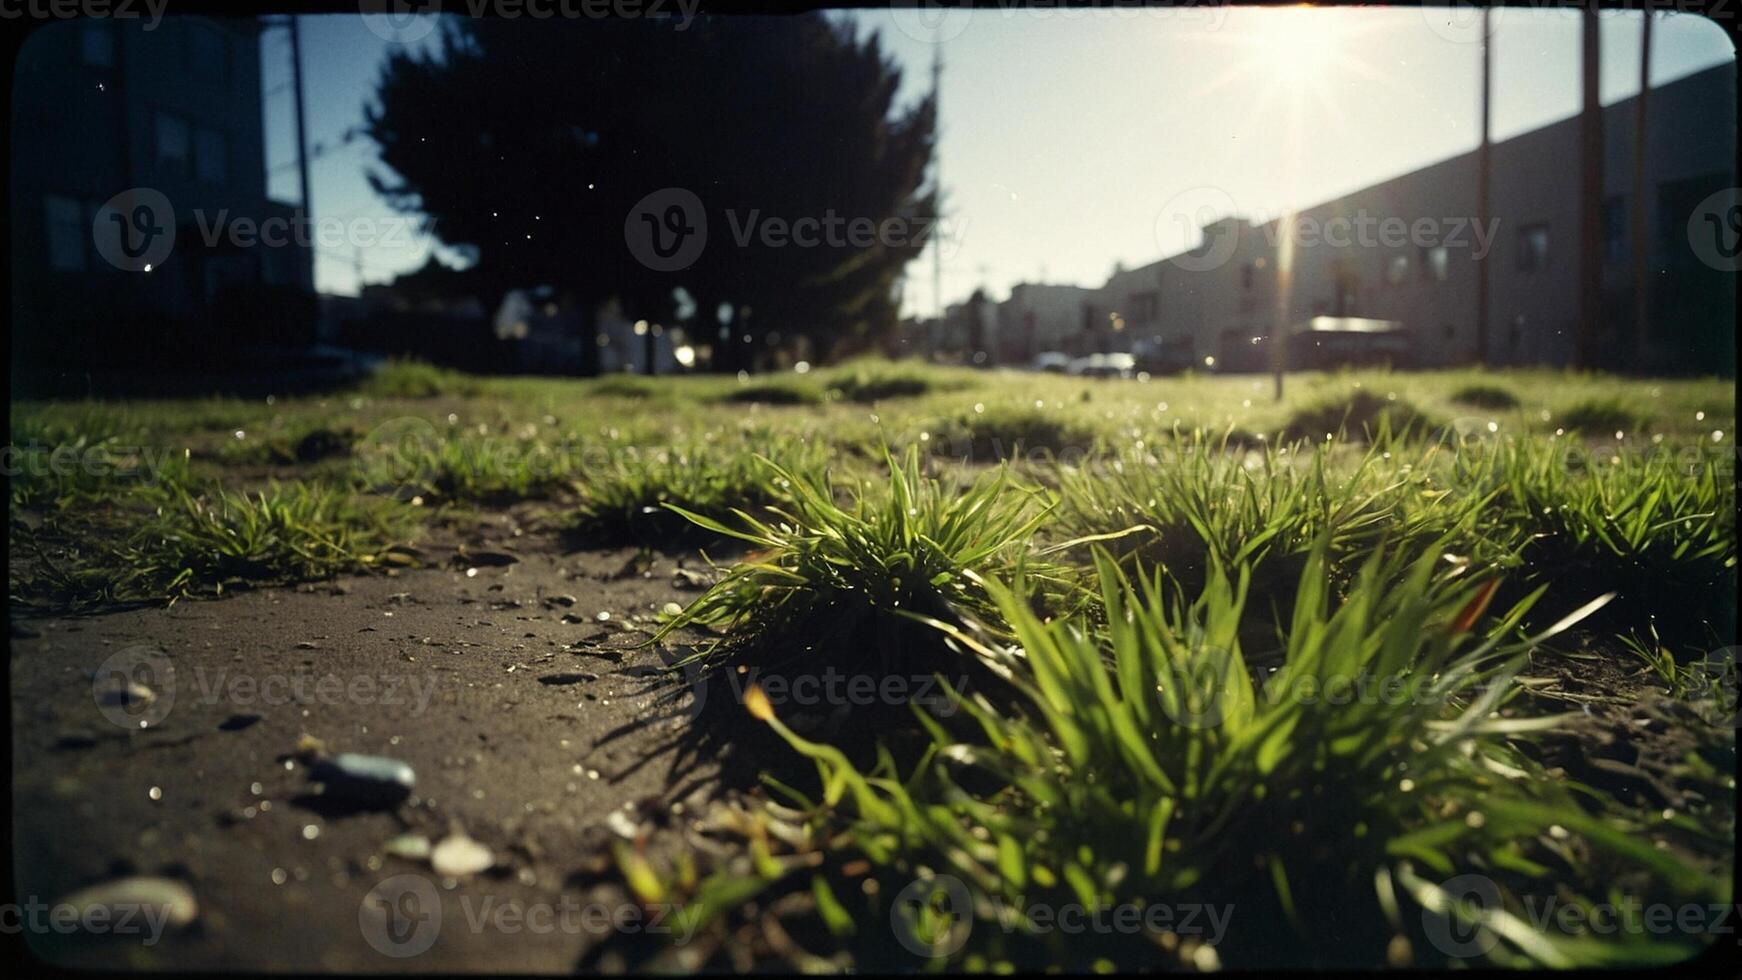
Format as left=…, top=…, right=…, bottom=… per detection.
left=1006, top=62, right=1735, bottom=375
left=11, top=17, right=314, bottom=388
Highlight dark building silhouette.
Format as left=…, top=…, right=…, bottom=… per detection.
left=982, top=63, right=1734, bottom=376
left=11, top=17, right=315, bottom=390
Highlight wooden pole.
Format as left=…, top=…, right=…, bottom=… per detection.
left=1476, top=8, right=1492, bottom=365
left=1631, top=11, right=1654, bottom=366
left=1577, top=5, right=1603, bottom=368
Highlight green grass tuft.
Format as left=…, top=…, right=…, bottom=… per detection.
left=718, top=378, right=827, bottom=405
left=13, top=482, right=418, bottom=607
left=568, top=434, right=825, bottom=545
left=1450, top=383, right=1522, bottom=410
left=628, top=542, right=1719, bottom=970
left=1281, top=389, right=1438, bottom=444
left=655, top=446, right=1067, bottom=679
left=1555, top=397, right=1648, bottom=435
left=358, top=358, right=481, bottom=399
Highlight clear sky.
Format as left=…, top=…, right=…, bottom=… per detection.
left=263, top=8, right=1734, bottom=315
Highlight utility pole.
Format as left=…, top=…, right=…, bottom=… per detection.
left=1476, top=8, right=1492, bottom=366
left=1631, top=10, right=1654, bottom=366
left=931, top=45, right=943, bottom=325
left=288, top=15, right=315, bottom=292
left=1577, top=5, right=1603, bottom=369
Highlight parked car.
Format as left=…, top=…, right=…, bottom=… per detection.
left=1030, top=351, right=1072, bottom=373
left=1067, top=352, right=1136, bottom=378
left=1285, top=316, right=1413, bottom=370
left=1132, top=336, right=1195, bottom=375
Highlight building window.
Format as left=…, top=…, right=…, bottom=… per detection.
left=188, top=24, right=229, bottom=85
left=81, top=23, right=115, bottom=68
left=1421, top=245, right=1449, bottom=282
left=1603, top=196, right=1627, bottom=264
left=156, top=112, right=191, bottom=177
left=46, top=195, right=89, bottom=272
left=1517, top=223, right=1549, bottom=272
left=1129, top=290, right=1158, bottom=323
left=1386, top=253, right=1410, bottom=285
left=1241, top=263, right=1256, bottom=291
left=195, top=127, right=228, bottom=184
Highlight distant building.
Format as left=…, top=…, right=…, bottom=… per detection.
left=11, top=17, right=315, bottom=387
left=1000, top=63, right=1734, bottom=375
left=996, top=282, right=1092, bottom=363
left=494, top=292, right=677, bottom=375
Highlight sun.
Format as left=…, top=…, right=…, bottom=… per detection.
left=1180, top=6, right=1395, bottom=141
left=1250, top=7, right=1343, bottom=80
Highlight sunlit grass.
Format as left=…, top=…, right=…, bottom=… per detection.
left=624, top=542, right=1725, bottom=970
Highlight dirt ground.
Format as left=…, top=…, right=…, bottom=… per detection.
left=9, top=512, right=1734, bottom=971
left=9, top=514, right=741, bottom=971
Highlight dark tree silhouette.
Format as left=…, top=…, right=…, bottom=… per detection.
left=365, top=15, right=934, bottom=373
